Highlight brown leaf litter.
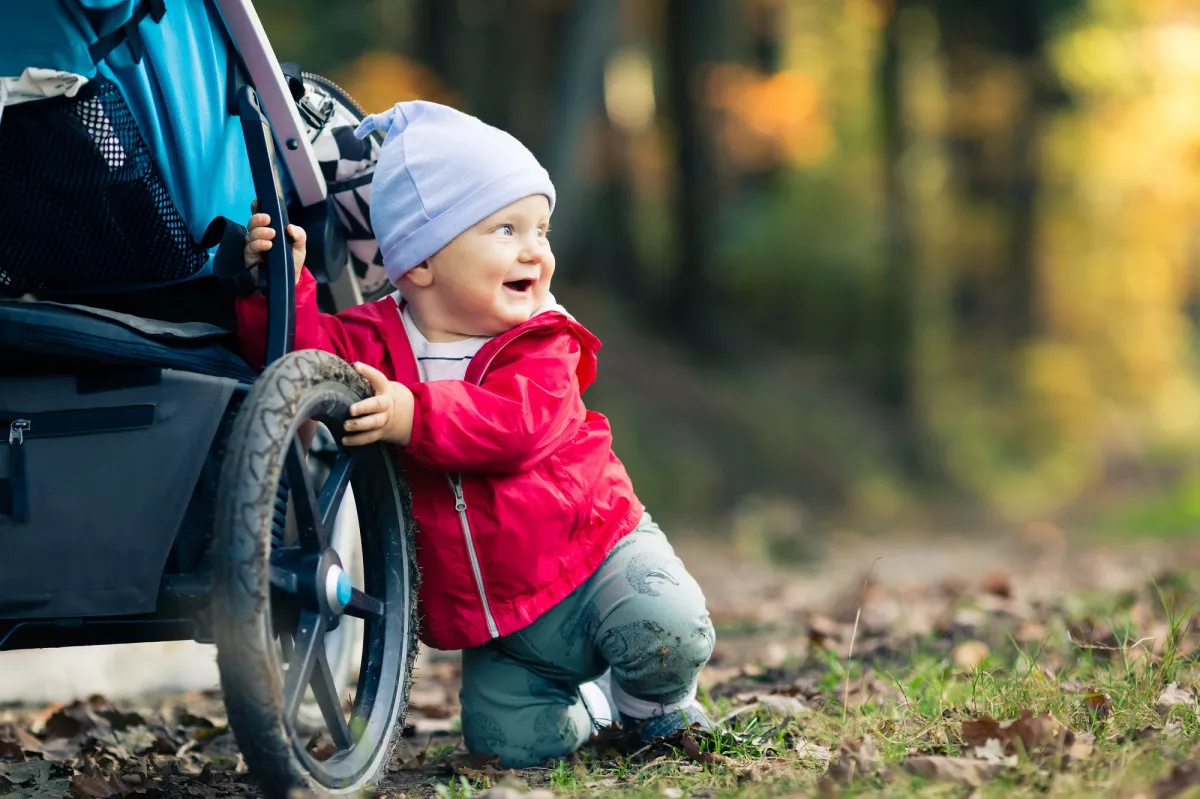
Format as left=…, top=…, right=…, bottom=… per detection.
left=961, top=710, right=1094, bottom=763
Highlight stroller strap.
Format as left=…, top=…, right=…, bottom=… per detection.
left=87, top=0, right=166, bottom=66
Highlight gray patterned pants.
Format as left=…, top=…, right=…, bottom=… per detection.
left=459, top=514, right=715, bottom=767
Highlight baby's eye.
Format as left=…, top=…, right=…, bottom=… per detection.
left=497, top=224, right=515, bottom=237
left=537, top=225, right=551, bottom=239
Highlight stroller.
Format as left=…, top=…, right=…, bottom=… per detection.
left=0, top=1, right=418, bottom=796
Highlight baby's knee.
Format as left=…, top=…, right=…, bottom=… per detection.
left=684, top=613, right=716, bottom=666
left=671, top=612, right=716, bottom=672
left=462, top=704, right=591, bottom=769
left=601, top=611, right=715, bottom=677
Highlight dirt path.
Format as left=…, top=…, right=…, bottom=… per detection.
left=1, top=531, right=1190, bottom=702
left=2, top=531, right=1198, bottom=798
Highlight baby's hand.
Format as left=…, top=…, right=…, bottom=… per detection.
left=343, top=363, right=415, bottom=447
left=243, top=202, right=306, bottom=285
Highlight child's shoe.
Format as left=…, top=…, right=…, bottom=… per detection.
left=620, top=700, right=714, bottom=742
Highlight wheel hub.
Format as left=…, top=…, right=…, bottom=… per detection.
left=312, top=548, right=348, bottom=621
left=325, top=564, right=353, bottom=614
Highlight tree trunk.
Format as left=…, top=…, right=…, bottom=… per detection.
left=663, top=0, right=726, bottom=347
left=542, top=0, right=619, bottom=288
left=413, top=0, right=454, bottom=87
left=877, top=0, right=914, bottom=409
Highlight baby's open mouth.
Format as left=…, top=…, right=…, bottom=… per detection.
left=504, top=279, right=534, bottom=293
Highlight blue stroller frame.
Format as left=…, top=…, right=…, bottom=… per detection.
left=0, top=2, right=418, bottom=796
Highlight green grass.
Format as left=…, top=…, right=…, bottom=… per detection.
left=408, top=571, right=1200, bottom=798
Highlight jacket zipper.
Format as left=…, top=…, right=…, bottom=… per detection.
left=451, top=326, right=535, bottom=640
left=446, top=473, right=500, bottom=639
left=418, top=317, right=563, bottom=640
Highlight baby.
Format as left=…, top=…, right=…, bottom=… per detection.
left=236, top=101, right=715, bottom=767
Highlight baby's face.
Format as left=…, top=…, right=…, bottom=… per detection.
left=423, top=195, right=555, bottom=337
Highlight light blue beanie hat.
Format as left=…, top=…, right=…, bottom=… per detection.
left=354, top=101, right=556, bottom=286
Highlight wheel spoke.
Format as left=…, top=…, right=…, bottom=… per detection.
left=310, top=648, right=354, bottom=750
left=269, top=563, right=300, bottom=595
left=343, top=587, right=385, bottom=619
left=285, top=438, right=326, bottom=551
left=317, top=454, right=354, bottom=533
left=283, top=611, right=327, bottom=726
left=278, top=631, right=295, bottom=662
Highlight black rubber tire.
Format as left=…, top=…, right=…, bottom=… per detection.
left=213, top=350, right=419, bottom=798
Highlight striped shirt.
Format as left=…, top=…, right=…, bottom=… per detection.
left=395, top=292, right=570, bottom=383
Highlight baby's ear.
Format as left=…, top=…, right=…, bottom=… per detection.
left=403, top=261, right=434, bottom=288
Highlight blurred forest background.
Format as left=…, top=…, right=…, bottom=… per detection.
left=258, top=0, right=1200, bottom=549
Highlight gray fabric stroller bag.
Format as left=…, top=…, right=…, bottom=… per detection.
left=0, top=368, right=234, bottom=619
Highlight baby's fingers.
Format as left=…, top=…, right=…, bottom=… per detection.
left=344, top=411, right=389, bottom=433
left=286, top=224, right=307, bottom=245
left=348, top=395, right=387, bottom=418
left=247, top=212, right=272, bottom=230
left=342, top=428, right=387, bottom=447
left=248, top=225, right=276, bottom=242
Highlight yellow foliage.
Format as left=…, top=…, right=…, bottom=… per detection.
left=332, top=50, right=458, bottom=115
left=705, top=63, right=833, bottom=170
left=897, top=0, right=1200, bottom=518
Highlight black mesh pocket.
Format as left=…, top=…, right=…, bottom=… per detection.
left=0, top=78, right=211, bottom=295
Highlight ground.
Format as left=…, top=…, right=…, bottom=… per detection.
left=2, top=529, right=1200, bottom=798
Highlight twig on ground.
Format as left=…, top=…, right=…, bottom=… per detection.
left=843, top=558, right=882, bottom=728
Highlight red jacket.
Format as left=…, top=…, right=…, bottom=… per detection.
left=236, top=270, right=643, bottom=649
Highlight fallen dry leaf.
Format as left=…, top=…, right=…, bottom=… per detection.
left=756, top=694, right=808, bottom=718
left=0, top=740, right=23, bottom=764
left=1015, top=620, right=1047, bottom=642
left=95, top=710, right=145, bottom=733
left=823, top=735, right=883, bottom=784
left=972, top=737, right=1017, bottom=766
left=1156, top=683, right=1197, bottom=717
left=307, top=740, right=337, bottom=762
left=807, top=614, right=846, bottom=648
left=1113, top=723, right=1160, bottom=744
left=0, top=722, right=44, bottom=763
left=1083, top=691, right=1114, bottom=723
left=952, top=641, right=990, bottom=670
left=901, top=755, right=1004, bottom=786
left=69, top=770, right=126, bottom=798
left=795, top=739, right=833, bottom=764
left=679, top=731, right=736, bottom=768
left=1154, top=761, right=1200, bottom=799
left=961, top=717, right=1006, bottom=750
left=961, top=710, right=1085, bottom=760
left=42, top=702, right=107, bottom=740
left=982, top=571, right=1012, bottom=598
left=0, top=759, right=72, bottom=788
left=1066, top=732, right=1095, bottom=762
left=446, top=751, right=505, bottom=780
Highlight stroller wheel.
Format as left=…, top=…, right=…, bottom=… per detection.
left=213, top=350, right=418, bottom=798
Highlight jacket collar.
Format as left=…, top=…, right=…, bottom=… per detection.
left=382, top=293, right=601, bottom=389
